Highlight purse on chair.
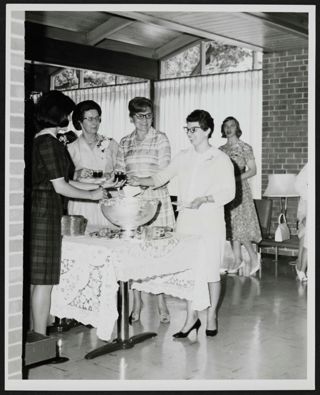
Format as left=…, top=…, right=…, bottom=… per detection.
left=274, top=213, right=290, bottom=242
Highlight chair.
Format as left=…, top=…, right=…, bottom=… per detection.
left=254, top=198, right=299, bottom=276
left=254, top=198, right=273, bottom=239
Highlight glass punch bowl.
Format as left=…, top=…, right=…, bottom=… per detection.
left=100, top=197, right=160, bottom=232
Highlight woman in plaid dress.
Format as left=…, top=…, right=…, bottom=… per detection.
left=30, top=91, right=123, bottom=335
left=116, top=97, right=175, bottom=324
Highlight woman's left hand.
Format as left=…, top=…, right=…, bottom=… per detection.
left=187, top=197, right=205, bottom=209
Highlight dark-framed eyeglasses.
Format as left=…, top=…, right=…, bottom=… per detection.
left=83, top=116, right=101, bottom=123
left=134, top=113, right=153, bottom=120
left=183, top=126, right=202, bottom=134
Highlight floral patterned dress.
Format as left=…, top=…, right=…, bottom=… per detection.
left=219, top=139, right=261, bottom=244
left=67, top=134, right=119, bottom=227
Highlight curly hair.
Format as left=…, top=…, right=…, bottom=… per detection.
left=186, top=109, right=214, bottom=138
left=128, top=97, right=153, bottom=118
left=72, top=100, right=102, bottom=130
left=35, top=90, right=75, bottom=130
left=221, top=116, right=242, bottom=138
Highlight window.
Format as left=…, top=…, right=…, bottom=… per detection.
left=161, top=40, right=262, bottom=79
left=161, top=44, right=201, bottom=79
left=204, top=41, right=262, bottom=74
left=51, top=68, right=147, bottom=90
left=83, top=70, right=116, bottom=87
left=53, top=68, right=80, bottom=90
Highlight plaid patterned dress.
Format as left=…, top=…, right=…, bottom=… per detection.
left=30, top=132, right=75, bottom=285
left=116, top=127, right=175, bottom=228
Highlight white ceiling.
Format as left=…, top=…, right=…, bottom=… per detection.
left=26, top=11, right=308, bottom=60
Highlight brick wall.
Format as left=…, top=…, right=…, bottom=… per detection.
left=7, top=10, right=25, bottom=380
left=262, top=48, right=308, bottom=234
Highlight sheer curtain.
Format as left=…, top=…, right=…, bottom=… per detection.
left=64, top=81, right=150, bottom=142
left=154, top=70, right=262, bottom=197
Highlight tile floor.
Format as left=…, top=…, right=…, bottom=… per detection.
left=27, top=255, right=308, bottom=382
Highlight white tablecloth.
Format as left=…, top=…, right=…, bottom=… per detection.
left=50, top=233, right=210, bottom=341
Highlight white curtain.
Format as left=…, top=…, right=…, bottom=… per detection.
left=154, top=71, right=262, bottom=198
left=64, top=82, right=150, bottom=142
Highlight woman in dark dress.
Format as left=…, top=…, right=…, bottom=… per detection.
left=30, top=91, right=123, bottom=335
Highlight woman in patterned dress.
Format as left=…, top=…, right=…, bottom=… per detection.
left=116, top=97, right=175, bottom=324
left=30, top=91, right=122, bottom=335
left=219, top=116, right=262, bottom=276
left=128, top=109, right=235, bottom=338
left=68, top=100, right=119, bottom=227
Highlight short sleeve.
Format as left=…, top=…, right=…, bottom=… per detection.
left=38, top=139, right=66, bottom=181
left=157, top=133, right=171, bottom=169
left=243, top=143, right=255, bottom=162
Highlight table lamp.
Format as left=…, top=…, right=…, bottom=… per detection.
left=263, top=174, right=299, bottom=219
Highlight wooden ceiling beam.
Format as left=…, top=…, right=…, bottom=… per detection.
left=109, top=11, right=265, bottom=52
left=86, top=16, right=134, bottom=46
left=97, top=38, right=155, bottom=59
left=26, top=22, right=87, bottom=45
left=154, top=35, right=200, bottom=59
left=25, top=24, right=158, bottom=80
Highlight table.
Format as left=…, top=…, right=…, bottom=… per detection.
left=50, top=233, right=210, bottom=359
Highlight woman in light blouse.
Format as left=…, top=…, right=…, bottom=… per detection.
left=128, top=109, right=235, bottom=338
left=116, top=97, right=175, bottom=324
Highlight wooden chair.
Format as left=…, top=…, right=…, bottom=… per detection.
left=254, top=198, right=299, bottom=276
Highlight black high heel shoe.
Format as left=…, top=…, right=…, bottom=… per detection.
left=128, top=311, right=140, bottom=325
left=173, top=318, right=201, bottom=338
left=205, top=329, right=218, bottom=337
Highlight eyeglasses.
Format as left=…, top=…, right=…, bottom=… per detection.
left=134, top=113, right=153, bottom=120
left=83, top=116, right=101, bottom=123
left=183, top=126, right=202, bottom=134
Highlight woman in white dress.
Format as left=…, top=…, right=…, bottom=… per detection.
left=128, top=109, right=235, bottom=338
left=68, top=100, right=119, bottom=227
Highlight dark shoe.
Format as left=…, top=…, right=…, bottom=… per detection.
left=173, top=318, right=201, bottom=338
left=205, top=329, right=218, bottom=337
left=128, top=311, right=140, bottom=325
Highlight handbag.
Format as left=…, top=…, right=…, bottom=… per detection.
left=274, top=213, right=290, bottom=242
left=61, top=215, right=88, bottom=236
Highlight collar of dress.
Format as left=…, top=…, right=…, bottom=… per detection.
left=34, top=129, right=57, bottom=139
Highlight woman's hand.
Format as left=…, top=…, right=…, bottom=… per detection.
left=100, top=178, right=126, bottom=189
left=127, top=175, right=141, bottom=187
left=76, top=168, right=93, bottom=179
left=103, top=172, right=113, bottom=180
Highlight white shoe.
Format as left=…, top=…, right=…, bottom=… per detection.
left=249, top=255, right=261, bottom=276
left=295, top=266, right=307, bottom=282
left=228, top=261, right=245, bottom=275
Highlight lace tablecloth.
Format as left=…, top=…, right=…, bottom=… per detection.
left=50, top=233, right=210, bottom=341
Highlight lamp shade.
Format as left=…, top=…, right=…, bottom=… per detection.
left=263, top=174, right=299, bottom=197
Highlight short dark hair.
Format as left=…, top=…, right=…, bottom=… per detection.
left=128, top=97, right=153, bottom=117
left=186, top=109, right=214, bottom=138
left=35, top=90, right=75, bottom=130
left=221, top=116, right=242, bottom=138
left=72, top=100, right=102, bottom=130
